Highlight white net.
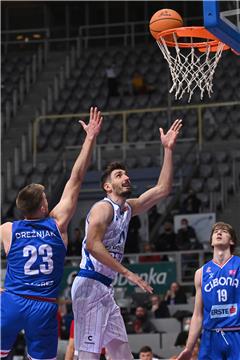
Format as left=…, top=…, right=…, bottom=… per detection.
left=157, top=33, right=225, bottom=102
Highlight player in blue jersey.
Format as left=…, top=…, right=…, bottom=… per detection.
left=71, top=119, right=182, bottom=360
left=177, top=222, right=240, bottom=360
left=0, top=107, right=102, bottom=360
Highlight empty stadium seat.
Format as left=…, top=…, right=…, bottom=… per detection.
left=190, top=178, right=204, bottom=193
left=131, top=292, right=150, bottom=307
left=127, top=131, right=139, bottom=142
left=206, top=177, right=221, bottom=192
left=6, top=189, right=18, bottom=204
left=151, top=318, right=181, bottom=334
left=215, top=151, right=228, bottom=163
left=1, top=202, right=13, bottom=218
left=197, top=192, right=210, bottom=210
left=21, top=162, right=33, bottom=176
left=199, top=164, right=213, bottom=179
left=108, top=96, right=121, bottom=110
left=37, top=137, right=49, bottom=152
left=219, top=124, right=231, bottom=139
left=167, top=303, right=194, bottom=317
left=139, top=155, right=153, bottom=168
left=40, top=122, right=54, bottom=137
left=127, top=115, right=142, bottom=130
left=161, top=332, right=179, bottom=349
left=199, top=151, right=213, bottom=164
left=30, top=173, right=44, bottom=184
left=14, top=175, right=26, bottom=189
left=125, top=157, right=138, bottom=169
left=216, top=163, right=231, bottom=177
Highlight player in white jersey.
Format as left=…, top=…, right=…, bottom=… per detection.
left=71, top=118, right=182, bottom=360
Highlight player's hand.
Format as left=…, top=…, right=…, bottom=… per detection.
left=160, top=118, right=182, bottom=150
left=126, top=271, right=153, bottom=294
left=176, top=347, right=192, bottom=360
left=79, top=106, right=103, bottom=140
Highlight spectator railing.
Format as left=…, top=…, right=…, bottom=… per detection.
left=32, top=101, right=240, bottom=167
left=78, top=17, right=202, bottom=49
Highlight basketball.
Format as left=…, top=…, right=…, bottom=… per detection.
left=149, top=9, right=183, bottom=40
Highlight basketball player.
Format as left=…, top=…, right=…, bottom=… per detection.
left=71, top=118, right=182, bottom=360
left=0, top=107, right=102, bottom=360
left=177, top=222, right=240, bottom=360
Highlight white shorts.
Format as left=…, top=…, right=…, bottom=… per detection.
left=71, top=276, right=128, bottom=354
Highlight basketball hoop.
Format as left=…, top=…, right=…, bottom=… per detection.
left=156, top=26, right=230, bottom=102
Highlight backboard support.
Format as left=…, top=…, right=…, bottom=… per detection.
left=203, top=0, right=240, bottom=53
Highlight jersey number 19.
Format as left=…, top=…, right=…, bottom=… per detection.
left=217, top=289, right=228, bottom=302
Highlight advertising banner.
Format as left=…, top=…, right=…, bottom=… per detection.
left=60, top=262, right=176, bottom=296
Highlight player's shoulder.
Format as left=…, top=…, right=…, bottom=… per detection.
left=232, top=254, right=240, bottom=263
left=92, top=198, right=114, bottom=211
left=0, top=222, right=13, bottom=252
left=45, top=216, right=57, bottom=224
left=195, top=267, right=203, bottom=276
left=0, top=221, right=13, bottom=232
left=89, top=199, right=114, bottom=220
left=194, top=267, right=203, bottom=283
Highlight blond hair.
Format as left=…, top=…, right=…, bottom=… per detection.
left=16, top=183, right=45, bottom=216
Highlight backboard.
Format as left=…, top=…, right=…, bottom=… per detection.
left=203, top=0, right=240, bottom=53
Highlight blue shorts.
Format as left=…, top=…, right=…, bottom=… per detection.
left=0, top=291, right=58, bottom=359
left=199, top=329, right=240, bottom=360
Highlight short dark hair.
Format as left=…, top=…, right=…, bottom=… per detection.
left=139, top=345, right=152, bottom=353
left=210, top=222, right=238, bottom=253
left=100, top=161, right=127, bottom=191
left=16, top=183, right=45, bottom=216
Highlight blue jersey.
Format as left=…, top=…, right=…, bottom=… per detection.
left=202, top=255, right=240, bottom=329
left=4, top=217, right=67, bottom=298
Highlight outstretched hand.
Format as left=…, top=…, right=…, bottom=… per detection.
left=176, top=347, right=192, bottom=360
left=126, top=271, right=153, bottom=294
left=79, top=106, right=103, bottom=140
left=160, top=119, right=182, bottom=150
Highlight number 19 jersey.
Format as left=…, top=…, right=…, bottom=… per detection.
left=202, top=255, right=240, bottom=329
left=4, top=217, right=66, bottom=298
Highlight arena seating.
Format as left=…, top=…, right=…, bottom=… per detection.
left=2, top=43, right=240, bottom=227
left=1, top=48, right=46, bottom=132
left=151, top=318, right=181, bottom=333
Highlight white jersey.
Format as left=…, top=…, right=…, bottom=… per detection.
left=80, top=197, right=132, bottom=280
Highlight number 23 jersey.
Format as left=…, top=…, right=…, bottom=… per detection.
left=4, top=217, right=66, bottom=298
left=202, top=255, right=240, bottom=329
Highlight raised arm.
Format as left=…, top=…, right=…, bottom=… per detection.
left=86, top=202, right=153, bottom=293
left=50, top=107, right=102, bottom=233
left=177, top=268, right=203, bottom=360
left=127, top=119, right=182, bottom=216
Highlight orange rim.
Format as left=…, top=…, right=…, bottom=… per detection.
left=157, top=26, right=230, bottom=52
